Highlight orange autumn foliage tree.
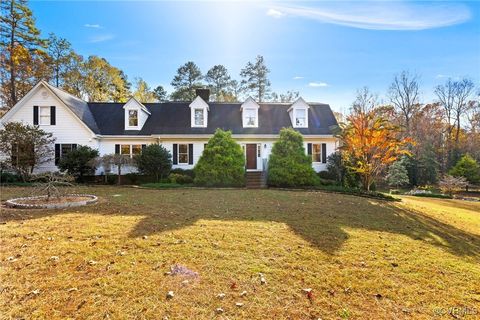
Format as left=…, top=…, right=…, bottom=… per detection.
left=339, top=110, right=412, bottom=191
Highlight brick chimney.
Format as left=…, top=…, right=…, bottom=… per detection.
left=195, top=88, right=210, bottom=102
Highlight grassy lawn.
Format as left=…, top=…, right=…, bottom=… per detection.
left=1, top=186, right=479, bottom=319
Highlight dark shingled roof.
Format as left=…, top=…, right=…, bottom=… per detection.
left=44, top=82, right=100, bottom=133
left=87, top=102, right=338, bottom=136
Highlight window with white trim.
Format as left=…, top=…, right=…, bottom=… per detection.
left=128, top=110, right=138, bottom=127
left=39, top=106, right=51, bottom=125
left=178, top=144, right=189, bottom=164
left=295, top=109, right=307, bottom=127
left=120, top=144, right=142, bottom=157
left=244, top=108, right=257, bottom=127
left=311, top=143, right=321, bottom=162
left=194, top=108, right=205, bottom=126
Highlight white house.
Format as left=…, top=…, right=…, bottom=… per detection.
left=0, top=81, right=339, bottom=177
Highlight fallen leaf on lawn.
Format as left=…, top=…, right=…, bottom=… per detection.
left=216, top=307, right=224, bottom=314
left=230, top=281, right=237, bottom=289
left=27, top=289, right=40, bottom=296
left=217, top=293, right=226, bottom=299
left=166, top=291, right=174, bottom=299
left=67, top=287, right=78, bottom=292
left=235, top=302, right=244, bottom=307
left=240, top=290, right=247, bottom=297
left=50, top=256, right=60, bottom=262
left=88, top=260, right=97, bottom=265
left=374, top=293, right=383, bottom=299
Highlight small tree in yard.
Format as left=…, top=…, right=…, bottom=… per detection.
left=194, top=129, right=245, bottom=187
left=439, top=175, right=468, bottom=196
left=267, top=128, right=318, bottom=187
left=97, top=154, right=134, bottom=185
left=338, top=109, right=411, bottom=191
left=449, top=154, right=480, bottom=187
left=386, top=158, right=410, bottom=188
left=58, top=145, right=99, bottom=181
left=135, top=144, right=172, bottom=182
left=0, top=122, right=55, bottom=180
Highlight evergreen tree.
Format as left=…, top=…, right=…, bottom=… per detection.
left=135, top=144, right=172, bottom=182
left=194, top=129, right=245, bottom=187
left=0, top=0, right=47, bottom=108
left=170, top=61, right=203, bottom=101
left=58, top=145, right=99, bottom=181
left=153, top=85, right=167, bottom=102
left=240, top=55, right=271, bottom=102
left=205, top=65, right=233, bottom=101
left=0, top=0, right=46, bottom=107
left=386, top=158, right=410, bottom=188
left=449, top=154, right=480, bottom=184
left=267, top=128, right=318, bottom=187
left=47, top=33, right=73, bottom=87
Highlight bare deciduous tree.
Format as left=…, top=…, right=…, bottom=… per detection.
left=351, top=86, right=377, bottom=114
left=388, top=71, right=420, bottom=130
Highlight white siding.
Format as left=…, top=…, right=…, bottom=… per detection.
left=5, top=87, right=97, bottom=173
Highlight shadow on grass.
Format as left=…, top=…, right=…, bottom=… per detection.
left=1, top=187, right=479, bottom=258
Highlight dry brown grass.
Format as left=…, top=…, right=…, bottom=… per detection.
left=0, top=186, right=479, bottom=319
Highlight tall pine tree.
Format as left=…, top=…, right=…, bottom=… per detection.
left=240, top=55, right=271, bottom=102
left=0, top=0, right=47, bottom=108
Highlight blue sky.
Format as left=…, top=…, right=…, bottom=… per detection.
left=31, top=1, right=479, bottom=112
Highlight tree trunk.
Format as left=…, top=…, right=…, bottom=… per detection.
left=117, top=165, right=122, bottom=185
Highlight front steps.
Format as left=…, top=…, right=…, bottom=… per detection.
left=246, top=171, right=266, bottom=189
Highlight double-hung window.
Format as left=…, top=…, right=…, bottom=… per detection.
left=119, top=144, right=142, bottom=158
left=39, top=106, right=51, bottom=125
left=295, top=109, right=306, bottom=127
left=244, top=108, right=256, bottom=127
left=128, top=110, right=138, bottom=127
left=178, top=144, right=189, bottom=164
left=54, top=143, right=77, bottom=165
left=311, top=143, right=321, bottom=163
left=194, top=108, right=205, bottom=126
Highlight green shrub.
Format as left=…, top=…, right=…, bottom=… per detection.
left=267, top=128, right=318, bottom=187
left=58, top=145, right=99, bottom=181
left=170, top=168, right=195, bottom=178
left=194, top=129, right=245, bottom=187
left=135, top=144, right=172, bottom=182
left=0, top=172, right=21, bottom=183
left=318, top=178, right=337, bottom=186
left=318, top=170, right=336, bottom=180
left=124, top=173, right=140, bottom=185
left=169, top=173, right=193, bottom=184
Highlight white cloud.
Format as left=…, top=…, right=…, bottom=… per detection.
left=266, top=8, right=285, bottom=19
left=309, top=82, right=328, bottom=87
left=89, top=34, right=114, bottom=43
left=84, top=24, right=101, bottom=29
left=436, top=74, right=448, bottom=79
left=269, top=3, right=470, bottom=30
left=293, top=76, right=304, bottom=80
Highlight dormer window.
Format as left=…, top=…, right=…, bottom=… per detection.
left=288, top=97, right=310, bottom=128
left=244, top=108, right=257, bottom=126
left=189, top=95, right=209, bottom=128
left=295, top=109, right=306, bottom=127
left=123, top=97, right=150, bottom=130
left=240, top=97, right=260, bottom=128
left=194, top=108, right=205, bottom=126
left=128, top=110, right=138, bottom=127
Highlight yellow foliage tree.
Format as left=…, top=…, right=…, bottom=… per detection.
left=339, top=110, right=412, bottom=191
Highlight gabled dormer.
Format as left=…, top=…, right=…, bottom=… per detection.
left=123, top=97, right=151, bottom=130
left=189, top=95, right=209, bottom=128
left=240, top=97, right=260, bottom=128
left=288, top=97, right=310, bottom=128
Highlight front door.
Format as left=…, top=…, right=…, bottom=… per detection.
left=246, top=144, right=257, bottom=170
